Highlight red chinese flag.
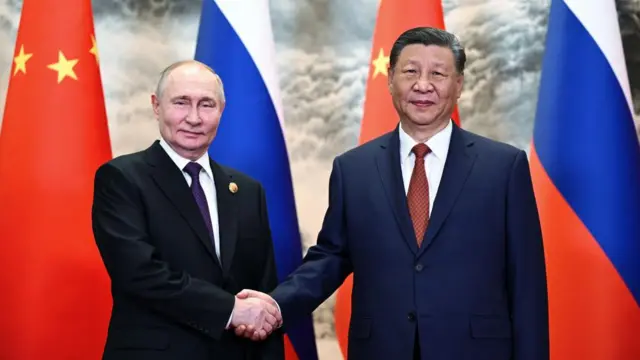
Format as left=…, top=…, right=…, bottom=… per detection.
left=0, top=0, right=112, bottom=358
left=333, top=0, right=459, bottom=357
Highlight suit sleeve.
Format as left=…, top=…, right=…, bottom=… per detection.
left=91, top=162, right=235, bottom=340
left=255, top=185, right=285, bottom=360
left=270, top=156, right=353, bottom=327
left=506, top=150, right=550, bottom=360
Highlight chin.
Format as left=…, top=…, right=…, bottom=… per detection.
left=413, top=112, right=449, bottom=125
left=407, top=116, right=438, bottom=126
left=176, top=139, right=204, bottom=151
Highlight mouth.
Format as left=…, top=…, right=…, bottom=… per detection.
left=179, top=130, right=203, bottom=138
left=410, top=100, right=435, bottom=108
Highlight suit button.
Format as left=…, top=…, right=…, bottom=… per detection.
left=407, top=312, right=416, bottom=322
left=415, top=263, right=423, bottom=272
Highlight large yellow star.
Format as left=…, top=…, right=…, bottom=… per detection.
left=13, top=45, right=33, bottom=76
left=47, top=51, right=79, bottom=83
left=89, top=34, right=99, bottom=63
left=371, top=47, right=389, bottom=79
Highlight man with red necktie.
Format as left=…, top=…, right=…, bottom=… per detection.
left=238, top=27, right=549, bottom=360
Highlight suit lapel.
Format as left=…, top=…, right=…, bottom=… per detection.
left=418, top=125, right=477, bottom=256
left=210, top=161, right=238, bottom=275
left=376, top=129, right=419, bottom=254
left=144, top=141, right=221, bottom=267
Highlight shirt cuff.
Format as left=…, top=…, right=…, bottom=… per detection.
left=274, top=300, right=283, bottom=328
left=225, top=309, right=233, bottom=329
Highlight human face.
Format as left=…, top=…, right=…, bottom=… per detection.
left=152, top=64, right=224, bottom=160
left=388, top=44, right=463, bottom=135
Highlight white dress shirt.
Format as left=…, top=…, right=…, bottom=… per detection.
left=158, top=139, right=221, bottom=260
left=398, top=120, right=453, bottom=215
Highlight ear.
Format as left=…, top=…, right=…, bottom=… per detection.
left=387, top=66, right=394, bottom=94
left=151, top=93, right=160, bottom=118
left=454, top=74, right=464, bottom=99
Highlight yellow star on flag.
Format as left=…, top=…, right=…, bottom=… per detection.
left=372, top=48, right=389, bottom=79
left=89, top=34, right=99, bottom=63
left=47, top=51, right=79, bottom=83
left=13, top=45, right=33, bottom=76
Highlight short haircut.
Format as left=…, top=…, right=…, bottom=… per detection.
left=389, top=27, right=466, bottom=75
left=155, top=60, right=226, bottom=104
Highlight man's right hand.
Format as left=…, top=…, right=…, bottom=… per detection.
left=233, top=289, right=282, bottom=340
left=230, top=296, right=279, bottom=341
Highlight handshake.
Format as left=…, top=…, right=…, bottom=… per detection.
left=229, top=289, right=282, bottom=341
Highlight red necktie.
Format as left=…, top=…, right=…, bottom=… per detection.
left=407, top=143, right=431, bottom=247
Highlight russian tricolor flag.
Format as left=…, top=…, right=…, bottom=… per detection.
left=194, top=1, right=318, bottom=359
left=531, top=0, right=640, bottom=358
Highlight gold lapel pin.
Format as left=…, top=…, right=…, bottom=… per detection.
left=229, top=182, right=238, bottom=194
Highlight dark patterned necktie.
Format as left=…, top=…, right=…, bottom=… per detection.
left=183, top=162, right=214, bottom=241
left=407, top=143, right=431, bottom=247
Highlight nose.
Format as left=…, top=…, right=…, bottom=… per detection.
left=413, top=75, right=434, bottom=93
left=185, top=105, right=202, bottom=125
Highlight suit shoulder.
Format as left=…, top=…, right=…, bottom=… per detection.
left=98, top=149, right=147, bottom=174
left=462, top=129, right=524, bottom=158
left=92, top=150, right=149, bottom=196
left=335, top=131, right=393, bottom=163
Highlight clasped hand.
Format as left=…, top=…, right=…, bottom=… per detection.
left=230, top=289, right=282, bottom=341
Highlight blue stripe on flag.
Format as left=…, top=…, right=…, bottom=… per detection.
left=533, top=0, right=640, bottom=304
left=194, top=1, right=319, bottom=358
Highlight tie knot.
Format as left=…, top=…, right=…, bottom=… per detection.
left=412, top=143, right=430, bottom=158
left=183, top=162, right=203, bottom=178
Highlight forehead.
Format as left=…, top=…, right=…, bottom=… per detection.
left=163, top=66, right=220, bottom=98
left=396, top=44, right=456, bottom=68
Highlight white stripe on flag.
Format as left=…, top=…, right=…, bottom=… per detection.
left=213, top=0, right=285, bottom=128
left=563, top=0, right=633, bottom=114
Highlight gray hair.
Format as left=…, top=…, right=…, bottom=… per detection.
left=155, top=60, right=226, bottom=104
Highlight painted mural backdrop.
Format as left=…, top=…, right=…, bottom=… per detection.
left=1, top=0, right=639, bottom=357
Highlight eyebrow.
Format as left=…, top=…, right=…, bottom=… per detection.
left=402, top=60, right=421, bottom=66
left=170, top=95, right=217, bottom=102
left=403, top=59, right=447, bottom=67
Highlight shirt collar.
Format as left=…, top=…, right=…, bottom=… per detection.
left=158, top=138, right=214, bottom=180
left=399, top=119, right=453, bottom=162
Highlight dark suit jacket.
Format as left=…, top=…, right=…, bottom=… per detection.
left=271, top=124, right=549, bottom=360
left=91, top=141, right=284, bottom=360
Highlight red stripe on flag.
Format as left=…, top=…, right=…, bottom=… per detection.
left=529, top=147, right=640, bottom=359
left=284, top=334, right=300, bottom=360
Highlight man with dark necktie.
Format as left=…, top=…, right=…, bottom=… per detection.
left=91, top=60, right=284, bottom=360
left=237, top=27, right=550, bottom=360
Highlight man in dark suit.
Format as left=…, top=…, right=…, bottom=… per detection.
left=91, top=60, right=284, bottom=359
left=237, top=27, right=549, bottom=360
